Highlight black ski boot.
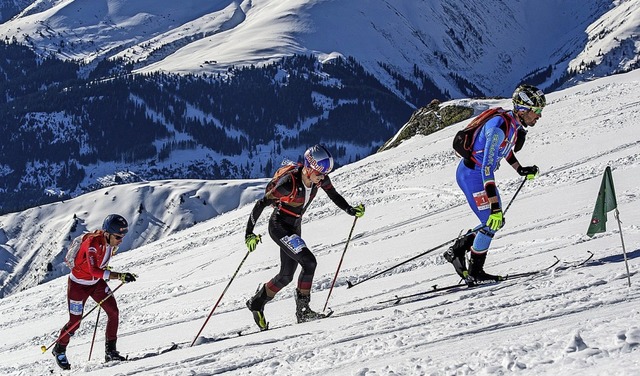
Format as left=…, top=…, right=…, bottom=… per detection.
left=443, top=231, right=476, bottom=279
left=52, top=343, right=71, bottom=370
left=468, top=252, right=504, bottom=285
left=105, top=340, right=126, bottom=362
left=294, top=290, right=324, bottom=323
left=246, top=285, right=272, bottom=331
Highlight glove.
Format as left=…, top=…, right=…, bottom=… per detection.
left=486, top=203, right=504, bottom=231
left=517, top=165, right=539, bottom=180
left=245, top=233, right=262, bottom=252
left=118, top=272, right=137, bottom=283
left=347, top=204, right=365, bottom=218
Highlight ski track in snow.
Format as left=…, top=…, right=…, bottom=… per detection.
left=1, top=72, right=640, bottom=375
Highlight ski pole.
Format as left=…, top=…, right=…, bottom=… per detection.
left=347, top=179, right=527, bottom=289
left=190, top=250, right=251, bottom=347
left=503, top=177, right=527, bottom=214
left=323, top=217, right=358, bottom=312
left=347, top=236, right=458, bottom=289
left=41, top=281, right=125, bottom=353
left=87, top=308, right=101, bottom=361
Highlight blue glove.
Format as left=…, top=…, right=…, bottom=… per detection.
left=245, top=233, right=262, bottom=252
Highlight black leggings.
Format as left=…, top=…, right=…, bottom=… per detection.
left=265, top=215, right=317, bottom=292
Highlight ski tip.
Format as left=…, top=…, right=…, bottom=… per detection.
left=162, top=343, right=179, bottom=353
left=346, top=281, right=354, bottom=289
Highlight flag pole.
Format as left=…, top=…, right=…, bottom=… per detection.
left=614, top=209, right=631, bottom=287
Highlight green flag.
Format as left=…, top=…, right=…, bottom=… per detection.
left=586, top=166, right=618, bottom=237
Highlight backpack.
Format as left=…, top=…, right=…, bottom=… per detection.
left=64, top=232, right=92, bottom=269
left=265, top=161, right=301, bottom=203
left=452, top=107, right=513, bottom=161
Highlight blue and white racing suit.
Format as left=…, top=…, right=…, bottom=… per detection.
left=455, top=111, right=522, bottom=254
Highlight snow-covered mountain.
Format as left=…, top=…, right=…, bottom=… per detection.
left=0, top=66, right=638, bottom=375
left=0, top=178, right=267, bottom=297
left=1, top=0, right=638, bottom=96
left=1, top=0, right=639, bottom=215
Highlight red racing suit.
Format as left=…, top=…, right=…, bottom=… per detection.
left=57, top=231, right=120, bottom=346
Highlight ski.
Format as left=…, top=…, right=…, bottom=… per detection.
left=378, top=257, right=563, bottom=305
left=377, top=281, right=492, bottom=305
left=556, top=251, right=594, bottom=271
left=505, top=251, right=593, bottom=279
left=503, top=256, right=561, bottom=279
left=195, top=309, right=335, bottom=344
left=126, top=343, right=180, bottom=361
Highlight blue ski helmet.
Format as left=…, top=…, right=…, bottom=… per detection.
left=303, top=144, right=334, bottom=174
left=102, top=214, right=128, bottom=236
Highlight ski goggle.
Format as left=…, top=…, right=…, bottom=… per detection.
left=516, top=104, right=543, bottom=115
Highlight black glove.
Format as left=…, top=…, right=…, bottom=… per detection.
left=517, top=165, right=539, bottom=180
left=118, top=272, right=137, bottom=283
left=346, top=204, right=365, bottom=217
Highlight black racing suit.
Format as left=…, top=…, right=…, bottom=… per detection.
left=246, top=166, right=352, bottom=292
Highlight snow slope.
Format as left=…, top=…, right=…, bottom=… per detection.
left=0, top=69, right=639, bottom=375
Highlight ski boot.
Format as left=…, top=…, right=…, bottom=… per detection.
left=105, top=340, right=126, bottom=362
left=468, top=251, right=504, bottom=285
left=443, top=231, right=476, bottom=279
left=294, top=290, right=325, bottom=323
left=246, top=285, right=272, bottom=331
left=52, top=343, right=71, bottom=370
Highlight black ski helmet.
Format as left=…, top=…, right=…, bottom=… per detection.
left=102, top=214, right=128, bottom=236
left=512, top=84, right=546, bottom=110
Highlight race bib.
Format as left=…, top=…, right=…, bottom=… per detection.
left=282, top=235, right=307, bottom=254
left=473, top=191, right=490, bottom=211
left=69, top=300, right=84, bottom=316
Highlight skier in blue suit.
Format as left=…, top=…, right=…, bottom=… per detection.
left=444, top=84, right=546, bottom=284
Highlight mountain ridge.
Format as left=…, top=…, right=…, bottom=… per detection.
left=0, top=0, right=638, bottom=214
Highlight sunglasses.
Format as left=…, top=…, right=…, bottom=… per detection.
left=529, top=106, right=543, bottom=115
left=517, top=104, right=543, bottom=115
left=112, top=234, right=125, bottom=240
